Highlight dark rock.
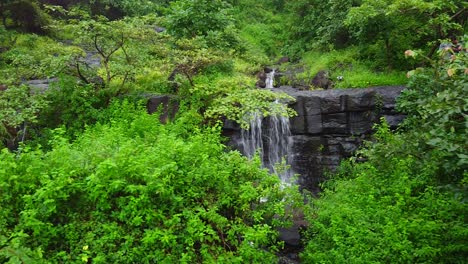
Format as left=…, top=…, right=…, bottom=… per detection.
left=306, top=115, right=322, bottom=134
left=278, top=256, right=300, bottom=264
left=223, top=86, right=406, bottom=193
left=277, top=56, right=290, bottom=64
left=264, top=67, right=274, bottom=73
left=256, top=71, right=267, bottom=88
left=154, top=26, right=166, bottom=33
left=322, top=113, right=347, bottom=134
left=384, top=114, right=406, bottom=128
left=290, top=115, right=306, bottom=134
left=311, top=70, right=333, bottom=89
left=303, top=96, right=321, bottom=115
left=25, top=78, right=58, bottom=92
left=256, top=80, right=266, bottom=88
left=278, top=226, right=301, bottom=247
left=83, top=51, right=101, bottom=68
left=290, top=135, right=323, bottom=154
left=146, top=95, right=179, bottom=123
left=257, top=71, right=267, bottom=81
left=223, top=119, right=240, bottom=131
left=290, top=96, right=305, bottom=117
left=348, top=111, right=375, bottom=135
left=321, top=95, right=347, bottom=114
left=340, top=141, right=359, bottom=156
left=345, top=90, right=376, bottom=111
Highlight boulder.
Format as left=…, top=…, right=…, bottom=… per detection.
left=277, top=56, right=290, bottom=64
left=146, top=95, right=179, bottom=123
left=311, top=70, right=333, bottom=89
left=256, top=71, right=267, bottom=88
left=25, top=78, right=58, bottom=92
left=264, top=66, right=274, bottom=73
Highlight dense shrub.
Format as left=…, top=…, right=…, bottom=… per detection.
left=301, top=45, right=467, bottom=262
left=0, top=102, right=302, bottom=263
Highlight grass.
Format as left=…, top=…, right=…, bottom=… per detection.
left=300, top=48, right=407, bottom=89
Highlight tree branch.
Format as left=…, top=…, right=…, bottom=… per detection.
left=75, top=62, right=90, bottom=84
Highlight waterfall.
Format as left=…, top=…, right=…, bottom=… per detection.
left=239, top=102, right=293, bottom=183
left=265, top=69, right=275, bottom=89
left=240, top=112, right=264, bottom=161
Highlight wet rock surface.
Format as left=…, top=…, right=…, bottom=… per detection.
left=224, top=86, right=406, bottom=193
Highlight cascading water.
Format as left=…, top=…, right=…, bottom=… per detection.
left=265, top=69, right=275, bottom=89
left=240, top=112, right=264, bottom=161
left=239, top=101, right=294, bottom=183
left=265, top=112, right=293, bottom=181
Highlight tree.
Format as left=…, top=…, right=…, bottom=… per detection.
left=166, top=0, right=239, bottom=49
left=0, top=85, right=47, bottom=149
left=345, top=0, right=466, bottom=69
left=0, top=0, right=50, bottom=34
left=59, top=15, right=165, bottom=91
left=283, top=0, right=359, bottom=56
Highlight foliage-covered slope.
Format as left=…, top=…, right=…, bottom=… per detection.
left=0, top=102, right=303, bottom=263
left=301, top=44, right=468, bottom=263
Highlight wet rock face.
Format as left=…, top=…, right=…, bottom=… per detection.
left=224, top=86, right=406, bottom=193
left=146, top=95, right=179, bottom=123
left=281, top=86, right=406, bottom=192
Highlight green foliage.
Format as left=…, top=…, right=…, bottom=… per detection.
left=283, top=0, right=466, bottom=69
left=56, top=15, right=166, bottom=90
left=301, top=41, right=467, bottom=263
left=169, top=38, right=229, bottom=90
left=232, top=1, right=287, bottom=58
left=0, top=31, right=81, bottom=84
left=204, top=83, right=296, bottom=129
left=38, top=75, right=104, bottom=138
left=166, top=0, right=240, bottom=50
left=0, top=85, right=47, bottom=149
left=302, top=152, right=467, bottom=263
left=0, top=103, right=302, bottom=263
left=398, top=43, right=468, bottom=180
left=345, top=0, right=465, bottom=69
left=283, top=0, right=356, bottom=57
left=0, top=0, right=51, bottom=34
left=300, top=48, right=406, bottom=88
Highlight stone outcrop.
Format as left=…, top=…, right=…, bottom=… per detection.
left=146, top=86, right=405, bottom=193
left=224, top=86, right=406, bottom=193
left=310, top=70, right=332, bottom=89
left=146, top=94, right=179, bottom=123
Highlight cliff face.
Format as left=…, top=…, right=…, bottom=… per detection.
left=146, top=86, right=406, bottom=193
left=224, top=86, right=406, bottom=193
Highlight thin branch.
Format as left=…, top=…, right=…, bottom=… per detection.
left=75, top=62, right=90, bottom=84
left=107, top=32, right=125, bottom=59
left=450, top=8, right=466, bottom=20
left=93, top=34, right=105, bottom=58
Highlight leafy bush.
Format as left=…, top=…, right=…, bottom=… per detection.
left=301, top=46, right=467, bottom=262
left=0, top=32, right=81, bottom=84
left=398, top=45, right=468, bottom=180
left=0, top=84, right=47, bottom=149
left=0, top=102, right=302, bottom=263
left=302, top=150, right=467, bottom=263
left=37, top=75, right=104, bottom=139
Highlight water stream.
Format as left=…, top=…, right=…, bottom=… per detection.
left=265, top=69, right=275, bottom=89
left=239, top=104, right=294, bottom=183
